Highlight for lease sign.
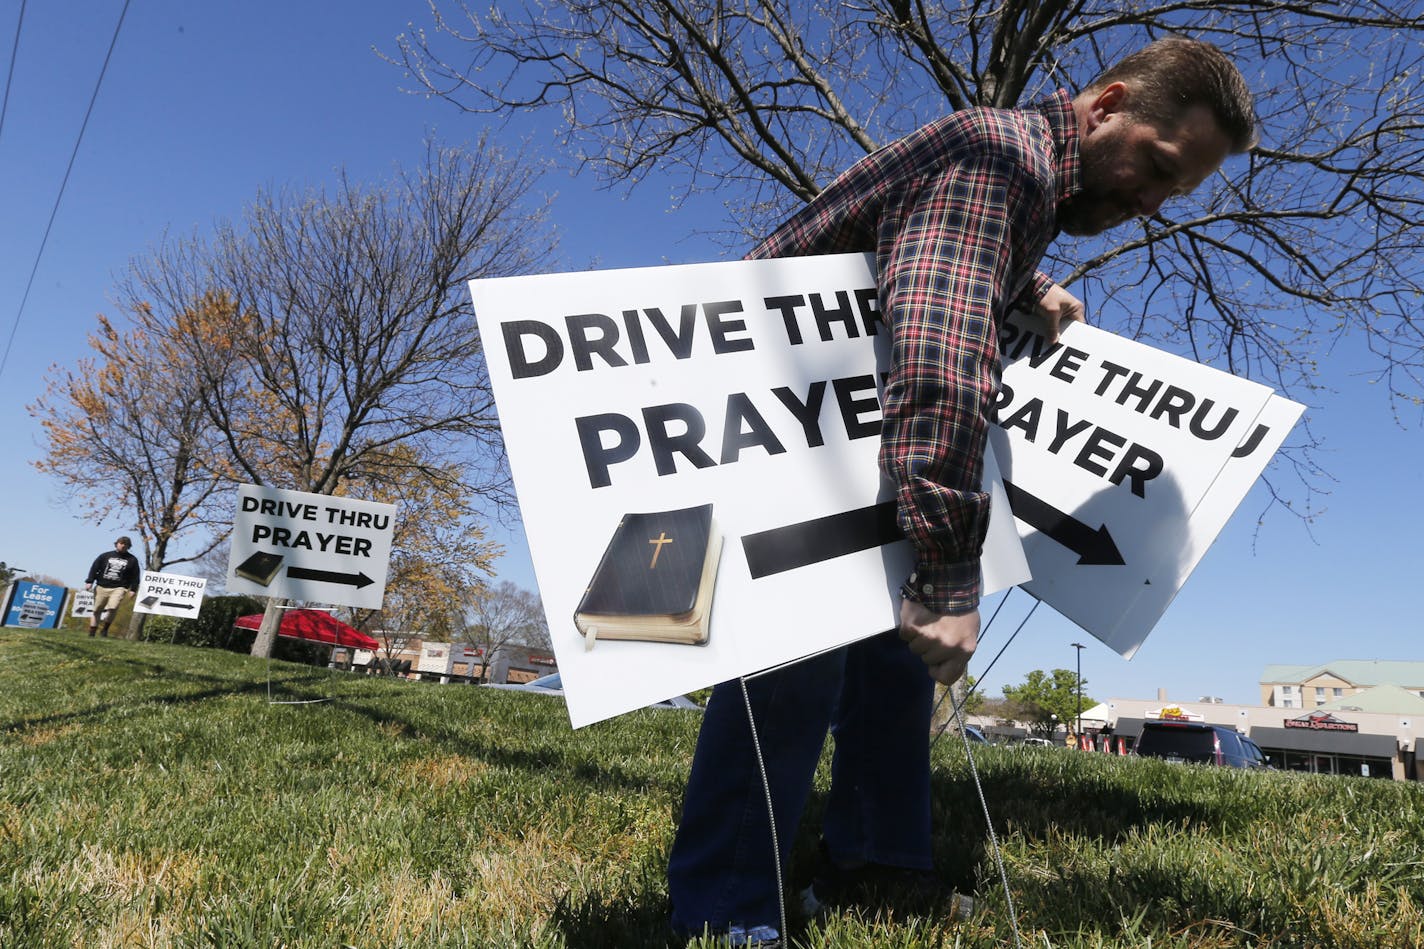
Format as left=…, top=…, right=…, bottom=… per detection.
left=2, top=581, right=66, bottom=629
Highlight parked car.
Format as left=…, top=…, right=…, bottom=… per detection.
left=1134, top=719, right=1268, bottom=768
left=963, top=724, right=991, bottom=744
left=483, top=673, right=702, bottom=711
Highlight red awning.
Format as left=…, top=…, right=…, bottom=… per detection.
left=232, top=609, right=380, bottom=651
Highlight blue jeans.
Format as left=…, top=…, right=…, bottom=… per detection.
left=667, top=629, right=935, bottom=935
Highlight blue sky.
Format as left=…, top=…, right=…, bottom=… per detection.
left=2, top=1, right=1419, bottom=708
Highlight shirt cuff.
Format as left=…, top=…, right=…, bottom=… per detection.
left=1029, top=271, right=1054, bottom=305
left=900, top=559, right=981, bottom=615
left=1010, top=276, right=1050, bottom=316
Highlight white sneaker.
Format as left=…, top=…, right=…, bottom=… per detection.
left=726, top=924, right=781, bottom=947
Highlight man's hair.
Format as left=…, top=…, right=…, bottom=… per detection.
left=1085, top=37, right=1257, bottom=153
left=116, top=536, right=132, bottom=546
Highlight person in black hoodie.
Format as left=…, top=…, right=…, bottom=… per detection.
left=84, top=535, right=141, bottom=637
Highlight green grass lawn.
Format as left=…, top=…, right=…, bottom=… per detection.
left=3, top=629, right=1422, bottom=948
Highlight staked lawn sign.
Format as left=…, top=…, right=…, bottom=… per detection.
left=470, top=252, right=1029, bottom=727
left=472, top=253, right=1302, bottom=727
left=70, top=589, right=95, bottom=619
left=225, top=485, right=397, bottom=610
left=989, top=312, right=1303, bottom=657
left=132, top=570, right=208, bottom=619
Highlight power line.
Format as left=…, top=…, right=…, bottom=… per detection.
left=0, top=0, right=26, bottom=145
left=0, top=0, right=131, bottom=383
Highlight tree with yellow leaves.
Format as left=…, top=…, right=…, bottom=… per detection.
left=344, top=446, right=503, bottom=661
left=30, top=295, right=239, bottom=638
left=36, top=135, right=554, bottom=655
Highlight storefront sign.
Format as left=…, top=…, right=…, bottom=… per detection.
left=1285, top=712, right=1359, bottom=733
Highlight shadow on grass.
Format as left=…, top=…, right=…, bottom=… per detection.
left=788, top=745, right=1258, bottom=914
left=545, top=884, right=682, bottom=949
left=6, top=632, right=696, bottom=803
left=541, top=859, right=978, bottom=949
left=932, top=749, right=1246, bottom=836
left=1, top=635, right=276, bottom=733
left=325, top=690, right=698, bottom=800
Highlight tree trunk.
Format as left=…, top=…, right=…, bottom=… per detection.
left=249, top=597, right=286, bottom=657
left=124, top=610, right=149, bottom=641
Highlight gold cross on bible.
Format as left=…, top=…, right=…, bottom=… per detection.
left=648, top=531, right=674, bottom=569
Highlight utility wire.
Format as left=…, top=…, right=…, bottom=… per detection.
left=0, top=0, right=131, bottom=383
left=0, top=0, right=26, bottom=145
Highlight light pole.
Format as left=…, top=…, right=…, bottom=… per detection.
left=1071, top=642, right=1085, bottom=741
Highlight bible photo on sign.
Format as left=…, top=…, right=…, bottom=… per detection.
left=574, top=504, right=722, bottom=650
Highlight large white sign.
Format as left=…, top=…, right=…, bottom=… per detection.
left=417, top=641, right=470, bottom=675
left=133, top=570, right=208, bottom=618
left=225, top=484, right=397, bottom=610
left=471, top=253, right=1029, bottom=727
left=990, top=312, right=1303, bottom=656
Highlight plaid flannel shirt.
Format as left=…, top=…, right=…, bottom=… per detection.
left=749, top=91, right=1082, bottom=614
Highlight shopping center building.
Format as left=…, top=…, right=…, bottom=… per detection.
left=1081, top=660, right=1424, bottom=781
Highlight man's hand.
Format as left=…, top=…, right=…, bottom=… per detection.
left=898, top=599, right=979, bottom=685
left=1034, top=283, right=1086, bottom=343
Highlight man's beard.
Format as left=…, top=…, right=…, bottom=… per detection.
left=1058, top=136, right=1134, bottom=237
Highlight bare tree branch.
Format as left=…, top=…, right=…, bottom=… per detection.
left=387, top=1, right=1424, bottom=515
left=105, top=134, right=556, bottom=655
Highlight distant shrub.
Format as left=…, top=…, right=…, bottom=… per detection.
left=140, top=594, right=332, bottom=665
left=150, top=594, right=264, bottom=651
left=140, top=614, right=180, bottom=642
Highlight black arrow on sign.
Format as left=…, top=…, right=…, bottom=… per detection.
left=286, top=566, right=375, bottom=589
left=741, top=501, right=901, bottom=579
left=1002, top=480, right=1125, bottom=566
left=160, top=600, right=196, bottom=610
